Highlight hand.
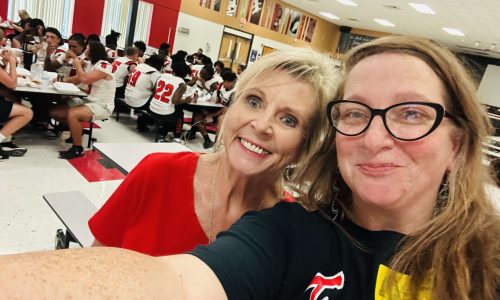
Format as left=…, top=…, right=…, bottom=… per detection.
left=46, top=46, right=56, bottom=56
left=65, top=50, right=77, bottom=60
left=36, top=25, right=44, bottom=37
left=184, top=96, right=193, bottom=103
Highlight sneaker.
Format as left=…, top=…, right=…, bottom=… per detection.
left=0, top=148, right=9, bottom=161
left=203, top=139, right=214, bottom=149
left=58, top=145, right=84, bottom=159
left=0, top=143, right=27, bottom=157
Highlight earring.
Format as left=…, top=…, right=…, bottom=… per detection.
left=331, top=167, right=340, bottom=220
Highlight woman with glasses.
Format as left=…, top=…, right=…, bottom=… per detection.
left=0, top=36, right=498, bottom=300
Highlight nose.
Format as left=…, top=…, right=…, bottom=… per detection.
left=250, top=110, right=274, bottom=136
left=360, top=115, right=394, bottom=151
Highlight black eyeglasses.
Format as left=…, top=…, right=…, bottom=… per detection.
left=327, top=100, right=459, bottom=141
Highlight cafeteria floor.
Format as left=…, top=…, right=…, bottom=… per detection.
left=0, top=112, right=211, bottom=255
left=1, top=114, right=499, bottom=255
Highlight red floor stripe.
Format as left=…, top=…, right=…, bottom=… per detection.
left=67, top=150, right=126, bottom=182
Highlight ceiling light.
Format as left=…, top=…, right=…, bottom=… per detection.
left=408, top=3, right=436, bottom=14
left=319, top=12, right=340, bottom=20
left=374, top=19, right=395, bottom=27
left=442, top=27, right=465, bottom=37
left=336, top=0, right=358, bottom=6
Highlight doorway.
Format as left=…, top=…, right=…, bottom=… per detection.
left=218, top=27, right=253, bottom=73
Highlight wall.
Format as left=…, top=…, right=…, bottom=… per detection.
left=0, top=1, right=7, bottom=20
left=142, top=0, right=181, bottom=48
left=180, top=0, right=339, bottom=54
left=173, top=12, right=224, bottom=62
left=71, top=0, right=181, bottom=48
left=72, top=0, right=105, bottom=36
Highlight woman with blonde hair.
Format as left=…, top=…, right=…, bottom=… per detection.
left=0, top=36, right=498, bottom=300
left=87, top=47, right=339, bottom=256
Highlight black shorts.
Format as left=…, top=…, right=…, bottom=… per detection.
left=0, top=97, right=13, bottom=123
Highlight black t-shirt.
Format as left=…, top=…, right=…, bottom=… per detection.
left=191, top=202, right=405, bottom=300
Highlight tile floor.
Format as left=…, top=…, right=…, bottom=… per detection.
left=0, top=112, right=498, bottom=255
left=0, top=112, right=210, bottom=254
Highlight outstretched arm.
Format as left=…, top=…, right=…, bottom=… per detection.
left=0, top=247, right=226, bottom=299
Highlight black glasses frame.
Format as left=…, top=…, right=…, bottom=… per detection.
left=327, top=100, right=459, bottom=141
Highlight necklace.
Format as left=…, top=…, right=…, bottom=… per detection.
left=207, top=157, right=267, bottom=243
left=208, top=158, right=222, bottom=244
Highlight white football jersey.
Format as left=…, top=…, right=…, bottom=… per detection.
left=149, top=73, right=185, bottom=115
left=86, top=60, right=116, bottom=112
left=112, top=56, right=137, bottom=87
left=124, top=63, right=161, bottom=108
left=106, top=47, right=117, bottom=60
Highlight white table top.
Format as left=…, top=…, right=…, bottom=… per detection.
left=187, top=101, right=224, bottom=108
left=93, top=142, right=192, bottom=174
left=43, top=191, right=97, bottom=248
left=14, top=84, right=88, bottom=97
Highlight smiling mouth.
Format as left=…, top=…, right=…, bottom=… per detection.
left=358, top=163, right=398, bottom=174
left=240, top=138, right=270, bottom=155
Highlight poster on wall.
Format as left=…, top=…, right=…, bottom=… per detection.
left=269, top=3, right=283, bottom=32
left=199, top=0, right=212, bottom=8
left=287, top=11, right=301, bottom=38
left=237, top=0, right=251, bottom=20
left=259, top=0, right=273, bottom=27
left=213, top=0, right=221, bottom=12
left=305, top=18, right=316, bottom=42
left=226, top=0, right=238, bottom=16
left=249, top=0, right=264, bottom=25
left=280, top=8, right=291, bottom=34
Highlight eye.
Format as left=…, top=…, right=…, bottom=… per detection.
left=245, top=95, right=261, bottom=110
left=280, top=115, right=298, bottom=128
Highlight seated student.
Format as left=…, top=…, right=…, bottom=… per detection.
left=189, top=56, right=211, bottom=80
left=133, top=40, right=147, bottom=61
left=185, top=65, right=219, bottom=148
left=112, top=46, right=139, bottom=98
left=213, top=60, right=224, bottom=82
left=42, top=27, right=66, bottom=72
left=0, top=37, right=497, bottom=300
left=192, top=47, right=205, bottom=64
left=163, top=50, right=187, bottom=74
left=236, top=63, right=246, bottom=78
left=204, top=70, right=237, bottom=127
left=123, top=54, right=163, bottom=131
left=55, top=33, right=86, bottom=78
left=86, top=33, right=100, bottom=44
left=11, top=18, right=44, bottom=50
left=146, top=61, right=192, bottom=139
left=50, top=41, right=115, bottom=159
left=0, top=49, right=32, bottom=159
left=7, top=9, right=30, bottom=35
left=104, top=30, right=120, bottom=61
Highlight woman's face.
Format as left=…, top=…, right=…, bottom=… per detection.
left=336, top=53, right=460, bottom=217
left=68, top=40, right=84, bottom=56
left=223, top=71, right=317, bottom=177
left=44, top=32, right=60, bottom=47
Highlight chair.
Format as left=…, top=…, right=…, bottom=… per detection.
left=114, top=97, right=130, bottom=121
left=83, top=119, right=107, bottom=148
left=138, top=109, right=176, bottom=142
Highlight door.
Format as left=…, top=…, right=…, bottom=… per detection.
left=218, top=27, right=253, bottom=72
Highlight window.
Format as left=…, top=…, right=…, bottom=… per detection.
left=8, top=0, right=75, bottom=38
left=101, top=0, right=153, bottom=48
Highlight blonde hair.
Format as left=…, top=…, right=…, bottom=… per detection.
left=300, top=35, right=499, bottom=299
left=214, top=47, right=339, bottom=193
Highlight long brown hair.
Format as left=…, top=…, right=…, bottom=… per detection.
left=299, top=36, right=500, bottom=299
